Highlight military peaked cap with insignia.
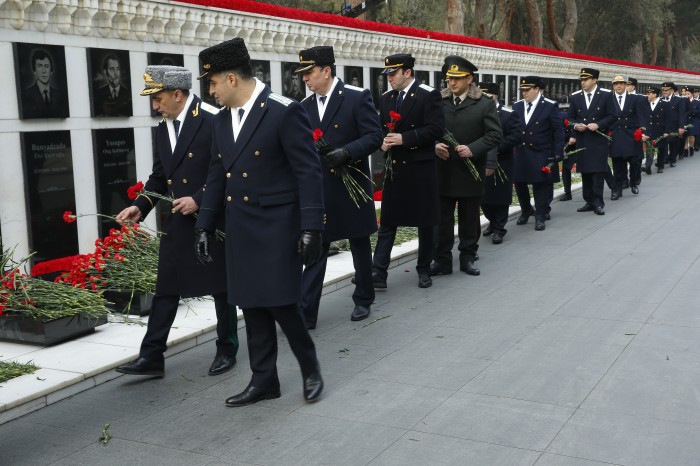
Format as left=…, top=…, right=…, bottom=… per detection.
left=626, top=77, right=638, bottom=86
left=661, top=81, right=676, bottom=91
left=140, top=65, right=192, bottom=96
left=579, top=67, right=600, bottom=80
left=382, top=54, right=415, bottom=74
left=611, top=75, right=626, bottom=84
left=478, top=82, right=500, bottom=96
left=197, top=38, right=250, bottom=80
left=295, top=46, right=335, bottom=74
left=443, top=55, right=478, bottom=78
left=647, top=86, right=661, bottom=95
left=519, top=76, right=545, bottom=89
left=681, top=85, right=691, bottom=93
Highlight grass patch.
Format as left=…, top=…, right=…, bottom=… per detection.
left=0, top=360, right=39, bottom=383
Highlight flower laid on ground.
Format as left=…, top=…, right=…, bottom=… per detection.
left=441, top=129, right=481, bottom=180
left=384, top=111, right=402, bottom=181
left=1, top=247, right=109, bottom=321
left=31, top=255, right=80, bottom=277
left=0, top=360, right=39, bottom=383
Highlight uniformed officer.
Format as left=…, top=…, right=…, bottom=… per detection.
left=194, top=38, right=325, bottom=406
left=372, top=54, right=444, bottom=289
left=115, top=66, right=238, bottom=378
left=479, top=82, right=522, bottom=244
left=643, top=86, right=672, bottom=174
left=512, top=76, right=564, bottom=230
left=682, top=86, right=700, bottom=158
left=429, top=58, right=501, bottom=277
left=660, top=81, right=687, bottom=168
left=626, top=77, right=647, bottom=187
left=568, top=68, right=618, bottom=215
left=609, top=75, right=649, bottom=197
left=295, top=46, right=383, bottom=326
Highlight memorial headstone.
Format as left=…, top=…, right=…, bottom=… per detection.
left=14, top=43, right=70, bottom=119
left=344, top=66, right=364, bottom=88
left=282, top=62, right=307, bottom=101
left=87, top=48, right=133, bottom=117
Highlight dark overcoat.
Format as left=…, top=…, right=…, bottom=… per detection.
left=196, top=86, right=324, bottom=309
left=437, top=85, right=502, bottom=198
left=483, top=103, right=522, bottom=205
left=567, top=86, right=618, bottom=173
left=300, top=80, right=382, bottom=242
left=379, top=80, right=444, bottom=227
left=513, top=95, right=565, bottom=183
left=133, top=96, right=227, bottom=298
left=665, top=95, right=688, bottom=139
left=610, top=92, right=649, bottom=159
left=686, top=98, right=700, bottom=137
left=646, top=99, right=673, bottom=141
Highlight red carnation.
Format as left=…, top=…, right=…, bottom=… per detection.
left=564, top=119, right=569, bottom=126
left=633, top=129, right=643, bottom=141
left=63, top=211, right=76, bottom=223
left=312, top=128, right=324, bottom=143
left=386, top=122, right=396, bottom=131
left=608, top=132, right=613, bottom=137
left=541, top=166, right=552, bottom=174
left=127, top=181, right=145, bottom=201
left=389, top=110, right=401, bottom=122
left=652, top=141, right=657, bottom=147
left=373, top=190, right=383, bottom=201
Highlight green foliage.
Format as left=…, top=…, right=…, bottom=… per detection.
left=0, top=360, right=39, bottom=383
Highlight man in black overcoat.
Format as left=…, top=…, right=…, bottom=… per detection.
left=372, top=54, right=444, bottom=289
left=115, top=66, right=238, bottom=377
left=643, top=86, right=673, bottom=174
left=479, top=82, right=522, bottom=244
left=429, top=57, right=501, bottom=277
left=295, top=46, right=383, bottom=327
left=194, top=39, right=325, bottom=406
left=660, top=82, right=687, bottom=168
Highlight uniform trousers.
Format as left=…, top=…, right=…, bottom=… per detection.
left=581, top=172, right=605, bottom=208
left=373, top=224, right=434, bottom=277
left=663, top=138, right=679, bottom=164
left=300, top=237, right=374, bottom=327
left=242, top=303, right=318, bottom=390
left=481, top=203, right=509, bottom=236
left=515, top=182, right=551, bottom=221
left=434, top=196, right=481, bottom=265
left=141, top=293, right=238, bottom=362
left=612, top=157, right=640, bottom=189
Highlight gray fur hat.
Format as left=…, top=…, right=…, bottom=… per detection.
left=140, top=65, right=192, bottom=96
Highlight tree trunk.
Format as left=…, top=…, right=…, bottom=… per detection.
left=663, top=24, right=672, bottom=68
left=475, top=0, right=485, bottom=37
left=546, top=0, right=576, bottom=52
left=446, top=0, right=464, bottom=35
left=674, top=26, right=686, bottom=69
left=525, top=0, right=543, bottom=48
left=629, top=41, right=643, bottom=63
left=492, top=0, right=513, bottom=42
left=648, top=32, right=657, bottom=65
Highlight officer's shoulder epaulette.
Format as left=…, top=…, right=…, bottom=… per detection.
left=544, top=97, right=557, bottom=104
left=418, top=83, right=434, bottom=92
left=382, top=89, right=393, bottom=95
left=513, top=98, right=524, bottom=104
left=200, top=101, right=220, bottom=115
left=343, top=84, right=363, bottom=93
left=268, top=93, right=293, bottom=106
left=600, top=88, right=612, bottom=92
left=500, top=106, right=513, bottom=112
left=572, top=90, right=583, bottom=95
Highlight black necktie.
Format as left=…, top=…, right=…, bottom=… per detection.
left=238, top=108, right=245, bottom=123
left=587, top=92, right=592, bottom=104
left=454, top=97, right=461, bottom=107
left=396, top=90, right=405, bottom=110
left=43, top=90, right=49, bottom=104
left=111, top=87, right=117, bottom=99
left=319, top=96, right=327, bottom=105
left=526, top=102, right=532, bottom=114
left=173, top=120, right=180, bottom=140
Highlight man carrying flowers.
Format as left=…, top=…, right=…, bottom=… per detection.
left=114, top=65, right=238, bottom=378
left=295, top=46, right=383, bottom=326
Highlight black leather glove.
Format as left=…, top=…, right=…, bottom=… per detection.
left=318, top=144, right=333, bottom=156
left=194, top=228, right=213, bottom=265
left=323, top=147, right=350, bottom=168
left=298, top=230, right=323, bottom=266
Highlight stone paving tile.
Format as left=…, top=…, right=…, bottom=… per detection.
left=0, top=419, right=96, bottom=466
left=414, top=391, right=574, bottom=451
left=547, top=408, right=700, bottom=466
left=368, top=431, right=541, bottom=466
left=605, top=346, right=700, bottom=383
left=628, top=323, right=700, bottom=353
left=554, top=284, right=659, bottom=323
left=534, top=453, right=624, bottom=466
left=648, top=287, right=700, bottom=327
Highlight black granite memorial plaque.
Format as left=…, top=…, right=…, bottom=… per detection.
left=344, top=66, right=364, bottom=88
left=251, top=60, right=271, bottom=87
left=14, top=43, right=70, bottom=119
left=282, top=62, right=307, bottom=101
left=93, top=128, right=137, bottom=237
left=87, top=48, right=133, bottom=117
left=21, top=131, right=77, bottom=263
left=415, top=70, right=429, bottom=86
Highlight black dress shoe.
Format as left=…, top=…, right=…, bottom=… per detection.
left=303, top=370, right=324, bottom=402
left=418, top=273, right=432, bottom=288
left=516, top=210, right=535, bottom=225
left=561, top=192, right=572, bottom=201
left=611, top=190, right=622, bottom=201
left=577, top=203, right=594, bottom=212
left=116, top=357, right=164, bottom=377
left=350, top=304, right=370, bottom=321
left=622, top=179, right=630, bottom=189
left=306, top=322, right=316, bottom=330
left=544, top=212, right=551, bottom=221
left=657, top=168, right=663, bottom=173
left=631, top=185, right=639, bottom=194
left=594, top=206, right=605, bottom=215
left=209, top=354, right=236, bottom=376
left=225, top=385, right=281, bottom=407
left=645, top=167, right=652, bottom=175
left=483, top=224, right=493, bottom=236
left=670, top=162, right=676, bottom=167
left=474, top=253, right=479, bottom=261
left=372, top=272, right=387, bottom=289
left=460, top=261, right=480, bottom=276
left=492, top=232, right=504, bottom=244
left=429, top=262, right=452, bottom=276
left=535, top=220, right=545, bottom=231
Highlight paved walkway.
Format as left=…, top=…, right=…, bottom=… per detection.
left=3, top=159, right=700, bottom=465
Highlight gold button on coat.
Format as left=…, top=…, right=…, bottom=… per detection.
left=242, top=173, right=248, bottom=178
left=182, top=179, right=188, bottom=184
left=226, top=172, right=231, bottom=178
left=254, top=150, right=261, bottom=156
left=226, top=196, right=232, bottom=202
left=243, top=196, right=249, bottom=202
left=188, top=152, right=193, bottom=158
left=167, top=179, right=172, bottom=185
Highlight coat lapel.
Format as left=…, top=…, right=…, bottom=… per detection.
left=156, top=121, right=174, bottom=173
left=395, top=80, right=419, bottom=130
left=225, top=87, right=270, bottom=170
left=168, top=98, right=204, bottom=177
left=305, top=95, right=322, bottom=130
left=320, top=82, right=345, bottom=132
left=526, top=96, right=546, bottom=128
